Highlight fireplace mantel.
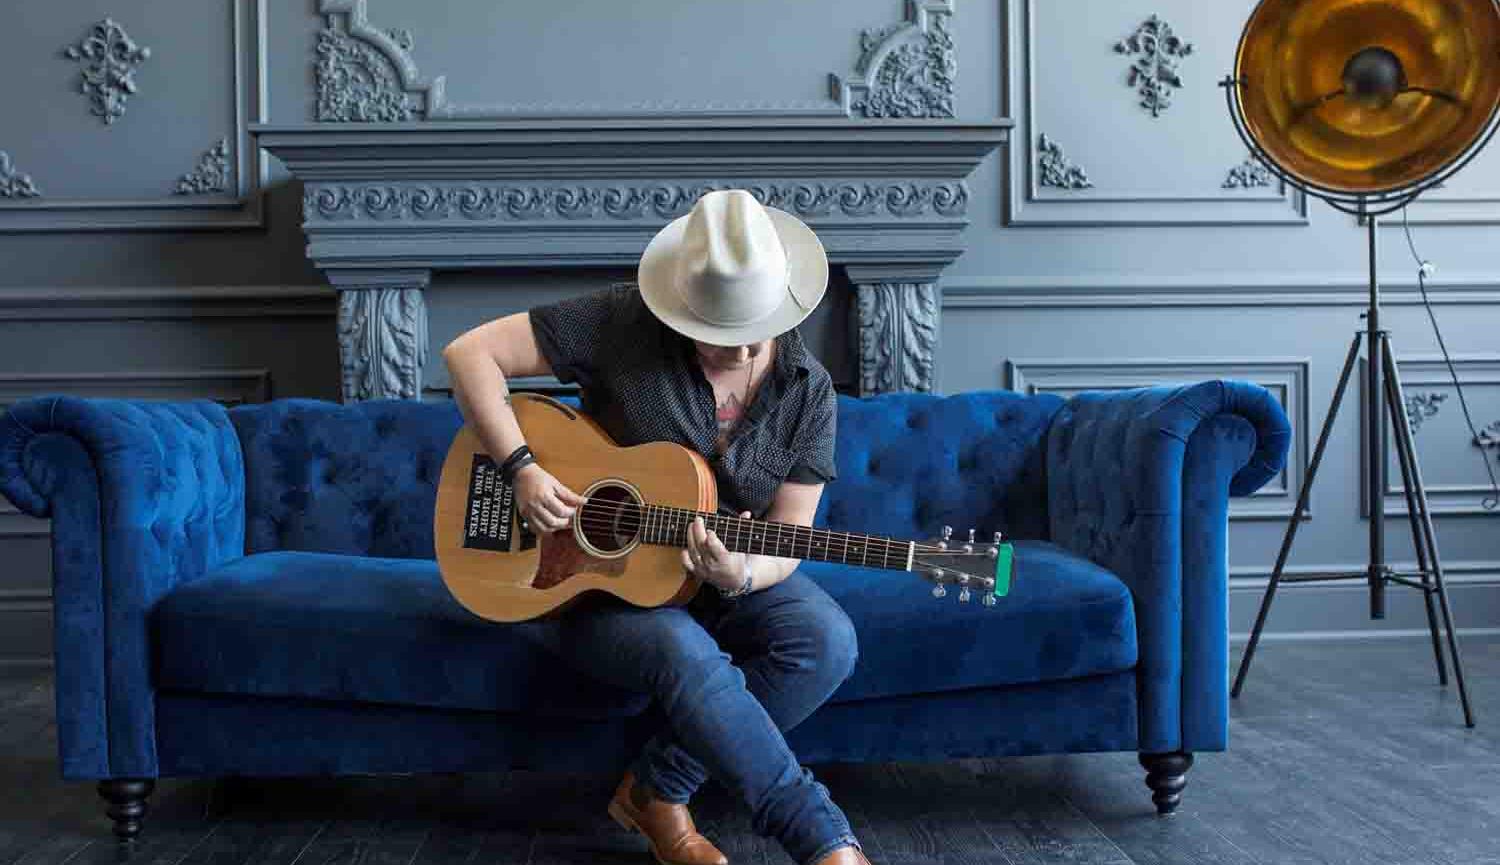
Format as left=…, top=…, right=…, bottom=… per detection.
left=252, top=119, right=1009, bottom=400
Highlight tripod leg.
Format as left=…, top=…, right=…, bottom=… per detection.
left=1380, top=339, right=1447, bottom=686
left=1233, top=332, right=1363, bottom=698
left=1382, top=339, right=1476, bottom=727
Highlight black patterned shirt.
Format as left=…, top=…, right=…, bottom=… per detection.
left=528, top=285, right=838, bottom=519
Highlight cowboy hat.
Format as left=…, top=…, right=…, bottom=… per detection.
left=637, top=189, right=829, bottom=347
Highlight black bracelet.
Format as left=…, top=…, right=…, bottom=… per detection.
left=497, top=445, right=531, bottom=482
left=502, top=454, right=537, bottom=484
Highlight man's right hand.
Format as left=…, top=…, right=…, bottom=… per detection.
left=512, top=462, right=584, bottom=533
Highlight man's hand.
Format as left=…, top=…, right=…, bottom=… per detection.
left=682, top=512, right=753, bottom=591
left=512, top=462, right=584, bottom=533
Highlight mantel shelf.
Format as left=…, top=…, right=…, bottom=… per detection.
left=252, top=120, right=1008, bottom=276
left=250, top=118, right=1009, bottom=401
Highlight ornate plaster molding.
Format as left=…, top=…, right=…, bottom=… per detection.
left=1223, top=154, right=1274, bottom=190
left=856, top=282, right=939, bottom=395
left=315, top=0, right=442, bottom=121
left=175, top=138, right=231, bottom=195
left=63, top=18, right=151, bottom=125
left=337, top=284, right=428, bottom=401
left=1037, top=134, right=1092, bottom=189
left=305, top=180, right=969, bottom=224
left=1113, top=15, right=1193, bottom=118
left=833, top=0, right=955, bottom=119
left=1406, top=392, right=1447, bottom=433
left=0, top=152, right=41, bottom=198
left=1476, top=421, right=1500, bottom=451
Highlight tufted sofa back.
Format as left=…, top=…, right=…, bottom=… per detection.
left=814, top=391, right=1061, bottom=544
left=228, top=390, right=1063, bottom=560
left=230, top=398, right=465, bottom=560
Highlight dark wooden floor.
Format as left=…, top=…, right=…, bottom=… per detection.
left=2, top=636, right=1497, bottom=865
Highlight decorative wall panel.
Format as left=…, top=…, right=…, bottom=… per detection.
left=317, top=0, right=951, bottom=120
left=1003, top=0, right=1307, bottom=226
left=1003, top=357, right=1310, bottom=519
left=1361, top=357, right=1500, bottom=516
left=0, top=0, right=266, bottom=231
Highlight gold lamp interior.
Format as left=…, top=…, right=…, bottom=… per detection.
left=1235, top=0, right=1500, bottom=195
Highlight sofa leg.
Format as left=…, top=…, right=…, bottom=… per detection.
left=98, top=779, right=155, bottom=840
left=1138, top=751, right=1193, bottom=815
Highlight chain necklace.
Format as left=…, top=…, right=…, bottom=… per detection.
left=743, top=349, right=755, bottom=408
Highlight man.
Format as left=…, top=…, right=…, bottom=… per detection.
left=442, top=190, right=871, bottom=865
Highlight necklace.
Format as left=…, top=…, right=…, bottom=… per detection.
left=743, top=350, right=754, bottom=407
left=707, top=349, right=756, bottom=455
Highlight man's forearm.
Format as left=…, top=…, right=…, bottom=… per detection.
left=443, top=344, right=529, bottom=462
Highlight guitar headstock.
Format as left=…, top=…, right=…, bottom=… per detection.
left=911, top=526, right=1014, bottom=606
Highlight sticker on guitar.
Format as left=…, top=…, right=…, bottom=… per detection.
left=461, top=453, right=535, bottom=552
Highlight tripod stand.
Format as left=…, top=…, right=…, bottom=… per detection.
left=1230, top=216, right=1476, bottom=728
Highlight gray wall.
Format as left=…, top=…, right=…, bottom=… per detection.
left=1, top=0, right=1497, bottom=666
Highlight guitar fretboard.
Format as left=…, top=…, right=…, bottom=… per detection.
left=636, top=504, right=913, bottom=571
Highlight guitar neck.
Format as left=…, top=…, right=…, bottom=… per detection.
left=638, top=504, right=914, bottom=572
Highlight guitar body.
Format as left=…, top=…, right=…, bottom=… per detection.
left=435, top=393, right=714, bottom=623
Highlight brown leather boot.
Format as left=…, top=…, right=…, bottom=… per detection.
left=607, top=771, right=728, bottom=865
left=811, top=845, right=872, bottom=865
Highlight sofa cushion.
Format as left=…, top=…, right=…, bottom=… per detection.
left=803, top=540, right=1138, bottom=703
left=151, top=550, right=651, bottom=719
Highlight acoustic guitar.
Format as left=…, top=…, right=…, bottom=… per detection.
left=434, top=393, right=1014, bottom=623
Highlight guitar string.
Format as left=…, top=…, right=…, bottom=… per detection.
left=549, top=496, right=993, bottom=559
left=557, top=509, right=989, bottom=560
left=572, top=498, right=938, bottom=558
left=568, top=498, right=985, bottom=557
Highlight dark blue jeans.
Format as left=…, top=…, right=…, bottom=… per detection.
left=541, top=571, right=862, bottom=865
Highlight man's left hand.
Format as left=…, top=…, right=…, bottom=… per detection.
left=683, top=512, right=752, bottom=592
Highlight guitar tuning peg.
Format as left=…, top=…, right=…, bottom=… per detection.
left=981, top=592, right=997, bottom=607
left=993, top=531, right=1003, bottom=544
left=932, top=584, right=947, bottom=599
left=941, top=525, right=953, bottom=541
left=968, top=528, right=976, bottom=543
left=959, top=586, right=972, bottom=603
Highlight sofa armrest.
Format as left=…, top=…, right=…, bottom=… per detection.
left=1044, top=380, right=1290, bottom=754
left=0, top=396, right=245, bottom=779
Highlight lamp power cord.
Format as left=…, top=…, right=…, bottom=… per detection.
left=1399, top=205, right=1500, bottom=511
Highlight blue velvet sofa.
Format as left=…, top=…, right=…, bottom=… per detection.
left=0, top=380, right=1289, bottom=838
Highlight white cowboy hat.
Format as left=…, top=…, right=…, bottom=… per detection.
left=637, top=189, right=829, bottom=347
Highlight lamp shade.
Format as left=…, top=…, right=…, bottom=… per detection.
left=1234, top=0, right=1500, bottom=196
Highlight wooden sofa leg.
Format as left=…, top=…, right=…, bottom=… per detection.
left=1138, top=751, right=1193, bottom=815
left=98, top=779, right=155, bottom=840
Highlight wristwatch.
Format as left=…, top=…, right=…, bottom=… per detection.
left=718, top=556, right=755, bottom=599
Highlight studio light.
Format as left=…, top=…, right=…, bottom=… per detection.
left=1223, top=0, right=1500, bottom=728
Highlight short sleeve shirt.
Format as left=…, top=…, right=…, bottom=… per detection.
left=528, top=284, right=838, bottom=519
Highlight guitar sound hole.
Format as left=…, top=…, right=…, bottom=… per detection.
left=578, top=482, right=642, bottom=554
